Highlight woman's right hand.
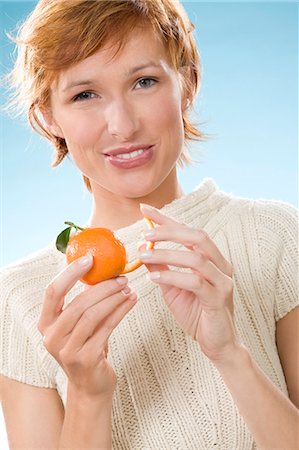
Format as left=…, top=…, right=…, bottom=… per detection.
left=38, top=254, right=137, bottom=400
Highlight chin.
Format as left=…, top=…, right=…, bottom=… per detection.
left=118, top=186, right=155, bottom=200
left=114, top=174, right=160, bottom=198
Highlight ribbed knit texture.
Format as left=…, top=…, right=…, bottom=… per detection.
left=0, top=178, right=298, bottom=449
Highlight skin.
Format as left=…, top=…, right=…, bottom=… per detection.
left=1, top=27, right=298, bottom=450
left=46, top=28, right=185, bottom=230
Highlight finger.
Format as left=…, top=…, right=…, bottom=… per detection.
left=48, top=277, right=129, bottom=339
left=140, top=203, right=179, bottom=227
left=142, top=225, right=231, bottom=277
left=148, top=269, right=214, bottom=302
left=138, top=241, right=169, bottom=276
left=39, top=254, right=93, bottom=333
left=143, top=262, right=170, bottom=296
left=66, top=292, right=138, bottom=352
left=139, top=248, right=224, bottom=286
left=144, top=261, right=169, bottom=273
left=137, top=241, right=147, bottom=252
left=83, top=293, right=137, bottom=353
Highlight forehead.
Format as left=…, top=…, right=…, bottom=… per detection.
left=55, top=28, right=170, bottom=90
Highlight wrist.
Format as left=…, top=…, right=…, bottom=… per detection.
left=60, top=383, right=113, bottom=449
left=67, top=382, right=114, bottom=412
left=212, top=344, right=253, bottom=374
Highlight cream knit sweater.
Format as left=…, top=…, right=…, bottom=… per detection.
left=1, top=179, right=298, bottom=450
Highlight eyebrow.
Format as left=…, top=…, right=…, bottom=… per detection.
left=125, top=62, right=162, bottom=76
left=61, top=62, right=163, bottom=92
left=62, top=80, right=94, bottom=93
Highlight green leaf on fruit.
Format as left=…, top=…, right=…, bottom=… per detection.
left=56, top=221, right=85, bottom=254
left=56, top=226, right=72, bottom=254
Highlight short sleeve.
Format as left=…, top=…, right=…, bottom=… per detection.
left=254, top=200, right=298, bottom=321
left=0, top=253, right=61, bottom=387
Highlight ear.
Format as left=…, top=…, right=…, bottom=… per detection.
left=40, top=109, right=64, bottom=139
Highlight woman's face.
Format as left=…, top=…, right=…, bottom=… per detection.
left=48, top=28, right=186, bottom=200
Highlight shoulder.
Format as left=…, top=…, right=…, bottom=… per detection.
left=231, top=196, right=297, bottom=247
left=222, top=193, right=297, bottom=265
left=179, top=179, right=297, bottom=247
left=0, top=242, right=65, bottom=285
left=197, top=181, right=297, bottom=271
left=213, top=185, right=297, bottom=241
left=247, top=197, right=297, bottom=230
left=223, top=195, right=298, bottom=319
left=0, top=243, right=65, bottom=313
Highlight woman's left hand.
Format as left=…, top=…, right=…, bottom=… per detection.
left=139, top=204, right=241, bottom=363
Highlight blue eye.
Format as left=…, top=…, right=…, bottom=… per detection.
left=73, top=91, right=97, bottom=102
left=136, top=78, right=157, bottom=89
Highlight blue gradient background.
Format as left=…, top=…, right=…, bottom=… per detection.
left=0, top=1, right=298, bottom=446
left=0, top=1, right=298, bottom=268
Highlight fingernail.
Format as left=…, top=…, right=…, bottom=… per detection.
left=121, top=285, right=131, bottom=295
left=137, top=240, right=147, bottom=251
left=139, top=250, right=153, bottom=260
left=140, top=203, right=157, bottom=212
left=116, top=276, right=128, bottom=285
left=78, top=254, right=93, bottom=266
left=142, top=230, right=156, bottom=240
left=148, top=271, right=161, bottom=280
left=128, top=292, right=138, bottom=302
left=140, top=203, right=151, bottom=210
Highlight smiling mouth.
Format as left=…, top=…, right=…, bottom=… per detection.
left=103, top=145, right=154, bottom=168
left=104, top=144, right=153, bottom=157
left=110, top=148, right=146, bottom=159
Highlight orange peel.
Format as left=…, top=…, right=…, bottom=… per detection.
left=121, top=217, right=155, bottom=274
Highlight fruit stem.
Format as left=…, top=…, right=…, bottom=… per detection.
left=64, top=221, right=85, bottom=233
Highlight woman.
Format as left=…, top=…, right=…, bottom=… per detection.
left=1, top=0, right=298, bottom=449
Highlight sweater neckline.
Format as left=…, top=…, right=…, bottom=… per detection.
left=160, top=177, right=218, bottom=217
left=52, top=177, right=227, bottom=256
left=115, top=178, right=228, bottom=242
left=125, top=177, right=217, bottom=223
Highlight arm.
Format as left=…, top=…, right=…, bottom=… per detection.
left=214, top=310, right=299, bottom=449
left=276, top=306, right=299, bottom=408
left=59, top=384, right=112, bottom=449
left=1, top=376, right=113, bottom=450
left=1, top=256, right=136, bottom=450
left=37, top=255, right=137, bottom=449
left=1, top=376, right=64, bottom=449
left=139, top=204, right=299, bottom=450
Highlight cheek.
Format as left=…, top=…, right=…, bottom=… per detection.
left=56, top=110, right=100, bottom=148
left=148, top=89, right=184, bottom=134
left=67, top=122, right=97, bottom=148
left=59, top=114, right=102, bottom=169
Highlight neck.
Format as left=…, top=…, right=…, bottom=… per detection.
left=88, top=173, right=184, bottom=230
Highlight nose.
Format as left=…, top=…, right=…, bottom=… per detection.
left=106, top=99, right=138, bottom=141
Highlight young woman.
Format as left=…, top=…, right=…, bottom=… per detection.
left=1, top=1, right=298, bottom=449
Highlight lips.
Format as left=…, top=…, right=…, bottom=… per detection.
left=103, top=145, right=154, bottom=169
left=104, top=144, right=153, bottom=157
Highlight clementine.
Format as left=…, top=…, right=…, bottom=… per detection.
left=56, top=218, right=154, bottom=285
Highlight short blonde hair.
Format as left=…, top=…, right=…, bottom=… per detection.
left=8, top=0, right=204, bottom=191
